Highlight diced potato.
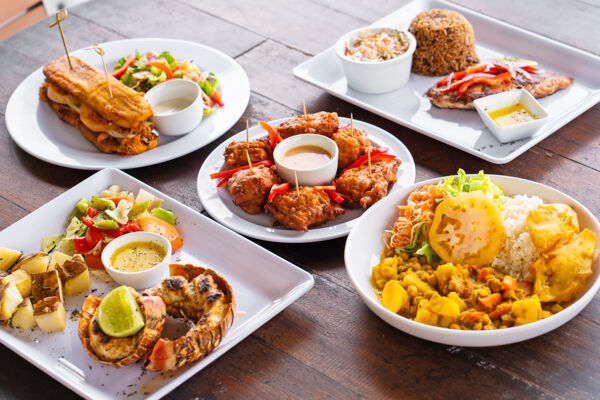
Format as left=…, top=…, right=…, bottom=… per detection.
left=0, top=283, right=23, bottom=320
left=512, top=295, right=550, bottom=326
left=13, top=252, right=49, bottom=274
left=48, top=251, right=73, bottom=271
left=381, top=280, right=408, bottom=313
left=32, top=269, right=63, bottom=303
left=2, top=269, right=31, bottom=297
left=414, top=294, right=460, bottom=328
left=58, top=255, right=90, bottom=296
left=401, top=272, right=433, bottom=294
left=0, top=248, right=22, bottom=271
left=12, top=298, right=36, bottom=330
left=33, top=297, right=66, bottom=332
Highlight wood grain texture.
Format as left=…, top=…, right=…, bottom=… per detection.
left=0, top=0, right=599, bottom=399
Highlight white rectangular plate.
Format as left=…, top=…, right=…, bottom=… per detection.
left=0, top=168, right=314, bottom=399
left=293, top=0, right=600, bottom=164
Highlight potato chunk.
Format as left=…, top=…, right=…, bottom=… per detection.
left=511, top=295, right=549, bottom=326
left=13, top=252, right=49, bottom=274
left=414, top=294, right=460, bottom=328
left=12, top=298, right=36, bottom=330
left=58, top=255, right=90, bottom=296
left=32, top=269, right=63, bottom=304
left=48, top=251, right=73, bottom=271
left=33, top=296, right=66, bottom=332
left=0, top=283, right=23, bottom=320
left=2, top=269, right=31, bottom=298
left=381, top=280, right=409, bottom=313
left=0, top=248, right=22, bottom=271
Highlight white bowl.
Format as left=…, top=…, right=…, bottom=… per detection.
left=101, top=231, right=172, bottom=289
left=273, top=134, right=339, bottom=186
left=335, top=27, right=416, bottom=94
left=144, top=79, right=204, bottom=136
left=474, top=89, right=549, bottom=143
left=345, top=175, right=600, bottom=347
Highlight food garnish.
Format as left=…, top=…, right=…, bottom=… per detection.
left=97, top=286, right=145, bottom=337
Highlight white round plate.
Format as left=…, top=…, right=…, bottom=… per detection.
left=197, top=117, right=416, bottom=243
left=5, top=38, right=250, bottom=170
left=345, top=175, right=600, bottom=346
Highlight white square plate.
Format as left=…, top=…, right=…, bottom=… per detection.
left=0, top=168, right=313, bottom=399
left=293, top=0, right=600, bottom=164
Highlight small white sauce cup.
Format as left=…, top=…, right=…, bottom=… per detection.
left=335, top=27, right=416, bottom=94
left=144, top=79, right=204, bottom=136
left=101, top=231, right=172, bottom=289
left=274, top=134, right=339, bottom=186
left=474, top=88, right=549, bottom=143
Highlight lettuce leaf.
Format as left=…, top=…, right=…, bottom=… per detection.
left=159, top=51, right=177, bottom=69
left=416, top=241, right=439, bottom=264
left=440, top=169, right=504, bottom=208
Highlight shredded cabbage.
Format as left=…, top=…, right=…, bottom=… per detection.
left=440, top=169, right=504, bottom=209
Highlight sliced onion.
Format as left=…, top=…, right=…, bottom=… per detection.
left=106, top=129, right=136, bottom=139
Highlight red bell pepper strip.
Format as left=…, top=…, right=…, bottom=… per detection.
left=112, top=56, right=136, bottom=79
left=341, top=148, right=390, bottom=174
left=84, top=207, right=98, bottom=218
left=259, top=121, right=280, bottom=149
left=267, top=183, right=289, bottom=202
left=521, top=65, right=538, bottom=73
left=210, top=160, right=273, bottom=180
left=147, top=61, right=173, bottom=79
left=339, top=123, right=351, bottom=130
left=73, top=228, right=103, bottom=254
left=456, top=71, right=511, bottom=95
left=84, top=254, right=105, bottom=270
left=217, top=177, right=230, bottom=188
left=313, top=186, right=336, bottom=191
left=81, top=218, right=94, bottom=228
left=436, top=65, right=489, bottom=87
left=107, top=220, right=141, bottom=238
left=209, top=91, right=224, bottom=107
left=323, top=182, right=343, bottom=204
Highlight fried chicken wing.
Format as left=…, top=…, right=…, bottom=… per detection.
left=223, top=138, right=273, bottom=169
left=332, top=125, right=370, bottom=169
left=277, top=112, right=339, bottom=139
left=336, top=158, right=401, bottom=208
left=264, top=186, right=345, bottom=231
left=228, top=165, right=280, bottom=214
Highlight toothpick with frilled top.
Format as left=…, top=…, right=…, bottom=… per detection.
left=49, top=9, right=72, bottom=69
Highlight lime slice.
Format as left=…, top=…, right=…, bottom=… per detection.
left=499, top=57, right=538, bottom=67
left=97, top=286, right=145, bottom=337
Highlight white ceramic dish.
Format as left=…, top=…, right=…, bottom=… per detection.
left=335, top=27, right=416, bottom=94
left=0, top=168, right=313, bottom=399
left=345, top=175, right=600, bottom=347
left=274, top=134, right=339, bottom=186
left=293, top=0, right=600, bottom=164
left=197, top=117, right=416, bottom=243
left=474, top=89, right=549, bottom=143
left=5, top=38, right=250, bottom=170
left=101, top=231, right=172, bottom=289
left=144, top=79, right=204, bottom=136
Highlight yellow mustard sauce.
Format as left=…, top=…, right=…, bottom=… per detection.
left=488, top=103, right=537, bottom=128
left=110, top=241, right=166, bottom=272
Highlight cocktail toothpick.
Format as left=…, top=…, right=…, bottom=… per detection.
left=49, top=9, right=72, bottom=69
left=302, top=99, right=308, bottom=122
left=91, top=44, right=112, bottom=98
left=245, top=149, right=253, bottom=172
left=246, top=119, right=250, bottom=147
left=294, top=171, right=300, bottom=196
left=350, top=112, right=354, bottom=132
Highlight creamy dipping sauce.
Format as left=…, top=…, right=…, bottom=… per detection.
left=110, top=241, right=166, bottom=272
left=282, top=145, right=332, bottom=169
left=489, top=103, right=537, bottom=128
left=154, top=98, right=194, bottom=115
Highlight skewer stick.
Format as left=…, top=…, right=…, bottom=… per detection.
left=294, top=171, right=300, bottom=196
left=91, top=44, right=113, bottom=98
left=246, top=119, right=250, bottom=148
left=245, top=149, right=253, bottom=172
left=367, top=145, right=372, bottom=175
left=350, top=112, right=354, bottom=132
left=49, top=9, right=72, bottom=69
left=302, top=99, right=308, bottom=122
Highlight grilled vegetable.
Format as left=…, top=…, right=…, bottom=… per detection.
left=33, top=296, right=66, bottom=332
left=12, top=298, right=36, bottom=330
left=0, top=248, right=22, bottom=271
left=2, top=269, right=31, bottom=298
left=13, top=252, right=49, bottom=274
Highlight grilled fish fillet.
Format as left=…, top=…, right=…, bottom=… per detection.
left=43, top=56, right=153, bottom=129
left=425, top=71, right=573, bottom=109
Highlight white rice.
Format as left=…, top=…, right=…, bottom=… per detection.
left=491, top=195, right=543, bottom=281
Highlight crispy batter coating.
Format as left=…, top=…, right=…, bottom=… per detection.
left=332, top=126, right=370, bottom=169
left=336, top=158, right=401, bottom=208
left=264, top=186, right=345, bottom=231
left=223, top=138, right=273, bottom=169
left=277, top=112, right=339, bottom=139
left=228, top=165, right=280, bottom=214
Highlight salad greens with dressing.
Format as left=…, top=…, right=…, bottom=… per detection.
left=112, top=50, right=223, bottom=117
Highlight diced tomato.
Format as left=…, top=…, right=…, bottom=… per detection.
left=73, top=228, right=103, bottom=254
left=84, top=254, right=104, bottom=270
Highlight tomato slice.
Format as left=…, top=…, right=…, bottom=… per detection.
left=429, top=192, right=504, bottom=266
left=138, top=215, right=183, bottom=251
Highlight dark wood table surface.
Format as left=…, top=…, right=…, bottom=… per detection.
left=1, top=0, right=599, bottom=399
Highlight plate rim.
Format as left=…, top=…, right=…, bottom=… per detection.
left=197, top=117, right=416, bottom=243
left=5, top=37, right=250, bottom=170
left=344, top=174, right=600, bottom=346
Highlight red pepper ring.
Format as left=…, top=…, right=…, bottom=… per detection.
left=259, top=121, right=280, bottom=149
left=267, top=182, right=289, bottom=202
left=210, top=160, right=273, bottom=180
left=340, top=147, right=390, bottom=174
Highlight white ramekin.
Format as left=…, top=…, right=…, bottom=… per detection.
left=274, top=134, right=339, bottom=186
left=335, top=27, right=416, bottom=94
left=474, top=89, right=549, bottom=143
left=144, top=79, right=204, bottom=136
left=101, top=231, right=172, bottom=289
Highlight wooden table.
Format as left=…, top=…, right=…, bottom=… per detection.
left=1, top=0, right=599, bottom=398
